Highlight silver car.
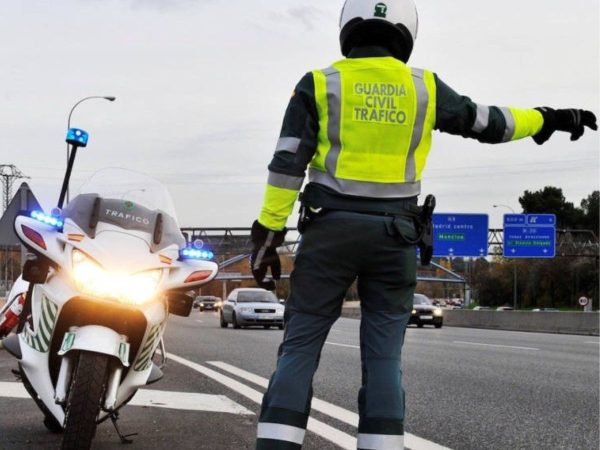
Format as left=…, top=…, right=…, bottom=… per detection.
left=220, top=288, right=284, bottom=329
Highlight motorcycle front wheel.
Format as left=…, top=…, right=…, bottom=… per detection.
left=62, top=351, right=109, bottom=450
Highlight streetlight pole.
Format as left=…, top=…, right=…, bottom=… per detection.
left=493, top=204, right=518, bottom=310
left=65, top=96, right=116, bottom=203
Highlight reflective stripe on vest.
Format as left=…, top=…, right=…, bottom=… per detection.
left=309, top=58, right=436, bottom=199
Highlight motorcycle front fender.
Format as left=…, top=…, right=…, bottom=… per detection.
left=58, top=325, right=130, bottom=367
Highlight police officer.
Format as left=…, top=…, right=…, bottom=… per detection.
left=250, top=1, right=597, bottom=449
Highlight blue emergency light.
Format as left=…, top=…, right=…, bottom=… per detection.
left=180, top=247, right=215, bottom=261
left=66, top=128, right=89, bottom=147
left=30, top=210, right=64, bottom=229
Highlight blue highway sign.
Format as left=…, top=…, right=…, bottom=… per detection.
left=503, top=214, right=556, bottom=258
left=433, top=213, right=489, bottom=257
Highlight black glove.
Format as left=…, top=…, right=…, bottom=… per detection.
left=250, top=220, right=287, bottom=290
left=533, top=107, right=597, bottom=145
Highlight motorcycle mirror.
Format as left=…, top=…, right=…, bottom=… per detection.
left=22, top=257, right=50, bottom=284
left=167, top=292, right=193, bottom=317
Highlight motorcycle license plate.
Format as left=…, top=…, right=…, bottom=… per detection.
left=421, top=315, right=433, bottom=320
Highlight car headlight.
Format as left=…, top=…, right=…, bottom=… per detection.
left=72, top=249, right=162, bottom=306
left=433, top=308, right=443, bottom=317
left=412, top=309, right=417, bottom=315
left=239, top=306, right=253, bottom=313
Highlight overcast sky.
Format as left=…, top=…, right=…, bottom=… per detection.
left=0, top=0, right=598, bottom=228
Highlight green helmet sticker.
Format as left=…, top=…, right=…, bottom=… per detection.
left=124, top=200, right=135, bottom=210
left=374, top=2, right=388, bottom=18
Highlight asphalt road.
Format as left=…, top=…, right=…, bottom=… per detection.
left=1, top=311, right=598, bottom=449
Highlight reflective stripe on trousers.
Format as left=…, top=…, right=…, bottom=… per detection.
left=358, top=433, right=404, bottom=450
left=257, top=213, right=415, bottom=449
left=257, top=423, right=306, bottom=445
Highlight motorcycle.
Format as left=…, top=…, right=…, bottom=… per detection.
left=0, top=127, right=218, bottom=448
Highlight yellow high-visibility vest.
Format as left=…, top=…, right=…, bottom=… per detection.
left=310, top=57, right=436, bottom=198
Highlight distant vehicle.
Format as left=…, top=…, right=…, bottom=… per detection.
left=194, top=295, right=221, bottom=312
left=220, top=288, right=284, bottom=329
left=409, top=294, right=443, bottom=328
left=496, top=306, right=514, bottom=311
left=473, top=306, right=492, bottom=310
left=532, top=308, right=559, bottom=312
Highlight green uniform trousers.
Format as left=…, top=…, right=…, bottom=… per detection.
left=257, top=209, right=417, bottom=450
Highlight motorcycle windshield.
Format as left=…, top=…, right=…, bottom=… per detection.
left=64, top=168, right=185, bottom=250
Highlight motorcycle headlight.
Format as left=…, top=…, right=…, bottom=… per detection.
left=72, top=249, right=162, bottom=306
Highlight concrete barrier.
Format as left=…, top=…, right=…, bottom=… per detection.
left=443, top=310, right=599, bottom=336
left=341, top=305, right=599, bottom=336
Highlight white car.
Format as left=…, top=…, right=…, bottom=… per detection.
left=220, top=288, right=284, bottom=329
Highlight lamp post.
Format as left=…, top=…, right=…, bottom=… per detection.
left=65, top=96, right=116, bottom=203
left=493, top=204, right=518, bottom=310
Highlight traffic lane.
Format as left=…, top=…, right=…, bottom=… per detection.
left=325, top=321, right=599, bottom=450
left=331, top=319, right=600, bottom=356
left=0, top=327, right=341, bottom=450
left=0, top=350, right=260, bottom=449
left=181, top=312, right=599, bottom=450
left=164, top=314, right=350, bottom=449
left=322, top=321, right=599, bottom=450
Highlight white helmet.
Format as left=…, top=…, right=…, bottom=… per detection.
left=339, top=0, right=419, bottom=62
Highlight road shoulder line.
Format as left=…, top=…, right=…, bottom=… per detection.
left=167, top=353, right=357, bottom=450
left=453, top=341, right=539, bottom=351
left=206, top=360, right=451, bottom=450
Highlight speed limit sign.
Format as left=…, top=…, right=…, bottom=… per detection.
left=578, top=297, right=589, bottom=307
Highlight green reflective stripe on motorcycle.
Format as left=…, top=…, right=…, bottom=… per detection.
left=134, top=324, right=162, bottom=371
left=41, top=305, right=53, bottom=334
left=39, top=323, right=50, bottom=347
left=137, top=339, right=156, bottom=362
left=33, top=334, right=43, bottom=351
left=22, top=296, right=58, bottom=353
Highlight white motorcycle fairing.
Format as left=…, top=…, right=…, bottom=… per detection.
left=3, top=168, right=219, bottom=445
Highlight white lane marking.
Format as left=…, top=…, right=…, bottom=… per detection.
left=0, top=381, right=29, bottom=398
left=325, top=342, right=360, bottom=349
left=207, top=361, right=451, bottom=450
left=0, top=382, right=253, bottom=415
left=208, top=361, right=358, bottom=429
left=453, top=341, right=539, bottom=351
left=584, top=341, right=600, bottom=344
left=196, top=320, right=204, bottom=323
left=168, top=353, right=356, bottom=450
left=129, top=389, right=253, bottom=414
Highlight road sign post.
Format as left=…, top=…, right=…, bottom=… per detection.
left=503, top=214, right=556, bottom=258
left=433, top=214, right=489, bottom=258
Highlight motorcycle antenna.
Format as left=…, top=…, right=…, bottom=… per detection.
left=57, top=129, right=89, bottom=209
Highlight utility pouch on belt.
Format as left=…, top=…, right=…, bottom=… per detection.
left=416, top=194, right=436, bottom=266
left=297, top=204, right=321, bottom=234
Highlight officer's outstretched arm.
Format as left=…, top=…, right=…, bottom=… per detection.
left=434, top=75, right=597, bottom=145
